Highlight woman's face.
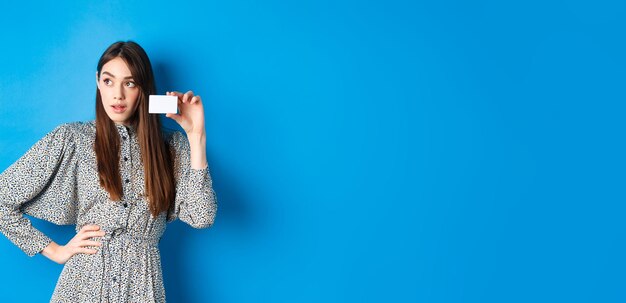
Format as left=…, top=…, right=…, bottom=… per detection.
left=96, top=57, right=140, bottom=125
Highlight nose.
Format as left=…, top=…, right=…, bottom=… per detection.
left=114, top=84, right=125, bottom=100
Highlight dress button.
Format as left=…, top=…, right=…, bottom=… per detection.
left=123, top=156, right=128, bottom=161
left=121, top=135, right=127, bottom=140
left=123, top=203, right=128, bottom=208
left=125, top=179, right=130, bottom=183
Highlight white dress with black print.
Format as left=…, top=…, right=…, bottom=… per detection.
left=0, top=121, right=217, bottom=303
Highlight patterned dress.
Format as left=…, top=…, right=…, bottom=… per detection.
left=0, top=121, right=218, bottom=302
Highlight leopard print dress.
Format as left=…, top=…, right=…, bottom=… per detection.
left=0, top=121, right=218, bottom=302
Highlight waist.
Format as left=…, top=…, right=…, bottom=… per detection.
left=101, top=232, right=160, bottom=248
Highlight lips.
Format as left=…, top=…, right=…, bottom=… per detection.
left=111, top=104, right=127, bottom=113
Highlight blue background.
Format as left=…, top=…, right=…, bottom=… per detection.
left=0, top=0, right=624, bottom=302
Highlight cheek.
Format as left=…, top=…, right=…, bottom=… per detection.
left=130, top=89, right=140, bottom=99
left=98, top=87, right=112, bottom=100
left=129, top=90, right=140, bottom=102
left=128, top=90, right=141, bottom=109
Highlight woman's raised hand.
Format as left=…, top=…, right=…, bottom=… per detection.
left=42, top=224, right=105, bottom=264
left=165, top=91, right=206, bottom=137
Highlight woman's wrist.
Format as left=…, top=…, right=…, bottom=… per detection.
left=188, top=131, right=208, bottom=169
left=187, top=131, right=206, bottom=145
left=42, top=241, right=60, bottom=261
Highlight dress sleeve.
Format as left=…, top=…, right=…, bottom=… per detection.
left=0, top=124, right=79, bottom=256
left=167, top=132, right=218, bottom=228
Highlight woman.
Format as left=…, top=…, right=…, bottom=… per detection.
left=0, top=41, right=217, bottom=302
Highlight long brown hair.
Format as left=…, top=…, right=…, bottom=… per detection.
left=94, top=41, right=175, bottom=217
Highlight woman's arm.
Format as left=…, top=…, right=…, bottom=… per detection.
left=188, top=132, right=208, bottom=170
left=41, top=225, right=105, bottom=264
left=165, top=90, right=217, bottom=228
left=166, top=90, right=208, bottom=169
left=0, top=124, right=80, bottom=256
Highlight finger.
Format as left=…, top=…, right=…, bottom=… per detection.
left=191, top=95, right=201, bottom=104
left=80, top=225, right=101, bottom=232
left=168, top=91, right=185, bottom=103
left=80, top=224, right=100, bottom=231
left=183, top=91, right=194, bottom=103
left=77, top=248, right=98, bottom=254
left=80, top=231, right=106, bottom=239
left=167, top=91, right=181, bottom=98
left=168, top=91, right=184, bottom=97
left=80, top=240, right=102, bottom=247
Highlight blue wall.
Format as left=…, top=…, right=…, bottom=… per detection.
left=0, top=0, right=624, bottom=302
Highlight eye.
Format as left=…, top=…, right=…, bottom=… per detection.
left=103, top=79, right=113, bottom=86
left=126, top=81, right=137, bottom=88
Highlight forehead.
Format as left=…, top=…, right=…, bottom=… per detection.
left=101, top=57, right=132, bottom=77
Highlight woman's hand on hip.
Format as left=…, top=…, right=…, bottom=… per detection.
left=42, top=224, right=104, bottom=264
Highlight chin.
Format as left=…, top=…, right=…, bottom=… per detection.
left=105, top=115, right=128, bottom=125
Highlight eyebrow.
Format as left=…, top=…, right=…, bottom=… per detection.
left=101, top=71, right=134, bottom=80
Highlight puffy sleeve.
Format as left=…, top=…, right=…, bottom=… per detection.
left=0, top=123, right=79, bottom=256
left=166, top=131, right=218, bottom=228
